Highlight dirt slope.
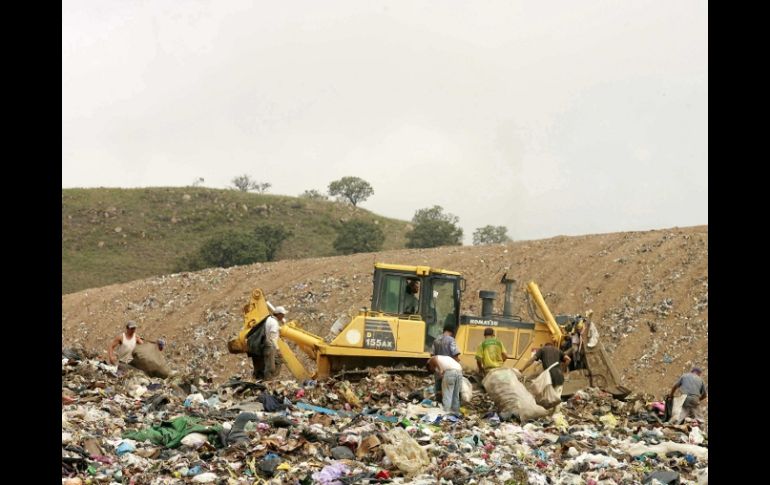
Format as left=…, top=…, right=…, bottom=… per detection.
left=62, top=225, right=707, bottom=397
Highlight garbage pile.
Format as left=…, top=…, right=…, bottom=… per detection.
left=62, top=348, right=708, bottom=484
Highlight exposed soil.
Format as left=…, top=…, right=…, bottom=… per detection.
left=62, top=225, right=707, bottom=398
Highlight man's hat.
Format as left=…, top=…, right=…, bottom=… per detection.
left=274, top=306, right=287, bottom=315
left=126, top=321, right=137, bottom=329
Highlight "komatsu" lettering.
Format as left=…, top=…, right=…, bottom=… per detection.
left=468, top=318, right=498, bottom=326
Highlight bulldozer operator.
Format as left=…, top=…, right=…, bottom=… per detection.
left=404, top=279, right=420, bottom=314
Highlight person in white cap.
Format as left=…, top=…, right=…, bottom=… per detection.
left=252, top=306, right=286, bottom=380
left=581, top=309, right=599, bottom=349
left=108, top=321, right=144, bottom=365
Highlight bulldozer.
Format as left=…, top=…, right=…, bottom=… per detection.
left=228, top=263, right=629, bottom=398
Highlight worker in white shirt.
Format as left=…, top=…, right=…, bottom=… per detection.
left=108, top=321, right=143, bottom=365
left=427, top=354, right=464, bottom=414
left=261, top=306, right=286, bottom=380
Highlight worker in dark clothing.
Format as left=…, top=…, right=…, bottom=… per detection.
left=521, top=341, right=571, bottom=398
left=669, top=367, right=707, bottom=424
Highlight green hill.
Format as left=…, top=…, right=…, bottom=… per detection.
left=62, top=187, right=410, bottom=293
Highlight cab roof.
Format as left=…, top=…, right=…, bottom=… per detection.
left=374, top=262, right=462, bottom=276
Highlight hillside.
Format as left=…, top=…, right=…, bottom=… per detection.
left=62, top=187, right=411, bottom=293
left=61, top=225, right=707, bottom=398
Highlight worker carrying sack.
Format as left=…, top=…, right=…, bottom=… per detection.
left=529, top=362, right=562, bottom=408
left=131, top=343, right=172, bottom=379
left=246, top=317, right=268, bottom=356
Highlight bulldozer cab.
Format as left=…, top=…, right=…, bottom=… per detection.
left=371, top=263, right=463, bottom=352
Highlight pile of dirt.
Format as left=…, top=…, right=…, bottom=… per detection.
left=62, top=225, right=707, bottom=397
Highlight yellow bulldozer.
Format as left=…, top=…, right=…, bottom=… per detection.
left=228, top=263, right=629, bottom=398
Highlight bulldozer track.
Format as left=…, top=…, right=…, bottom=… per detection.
left=332, top=365, right=430, bottom=381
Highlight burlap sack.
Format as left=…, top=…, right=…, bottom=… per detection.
left=131, top=343, right=171, bottom=379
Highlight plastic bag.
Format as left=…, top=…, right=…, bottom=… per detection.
left=539, top=385, right=561, bottom=408
left=621, top=440, right=708, bottom=461
left=482, top=368, right=547, bottom=421
left=191, top=472, right=217, bottom=483
left=180, top=432, right=209, bottom=449
left=599, top=413, right=618, bottom=429
left=529, top=363, right=560, bottom=407
left=530, top=364, right=555, bottom=396
left=312, top=462, right=349, bottom=484
left=460, top=377, right=473, bottom=403
left=552, top=413, right=569, bottom=432
left=339, top=381, right=361, bottom=408
left=381, top=427, right=429, bottom=476
left=688, top=427, right=704, bottom=444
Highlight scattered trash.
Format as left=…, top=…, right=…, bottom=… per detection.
left=600, top=413, right=618, bottom=429
left=689, top=426, right=705, bottom=444
left=644, top=470, right=680, bottom=484
left=312, top=461, right=349, bottom=484
left=115, top=441, right=135, bottom=456
left=258, top=452, right=282, bottom=476
left=331, top=445, right=356, bottom=460
left=184, top=393, right=205, bottom=407
left=180, top=432, right=209, bottom=449
left=60, top=347, right=707, bottom=483
left=191, top=472, right=218, bottom=483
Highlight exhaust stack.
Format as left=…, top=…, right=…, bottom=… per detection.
left=479, top=290, right=496, bottom=317
left=500, top=273, right=516, bottom=318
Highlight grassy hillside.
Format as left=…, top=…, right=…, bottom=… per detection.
left=62, top=187, right=410, bottom=293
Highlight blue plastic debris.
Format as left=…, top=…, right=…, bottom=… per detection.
left=296, top=401, right=356, bottom=417
left=116, top=441, right=135, bottom=456
left=532, top=449, right=548, bottom=460
left=296, top=402, right=338, bottom=415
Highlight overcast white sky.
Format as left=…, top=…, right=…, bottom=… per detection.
left=62, top=0, right=707, bottom=242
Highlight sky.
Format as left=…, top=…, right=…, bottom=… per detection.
left=62, top=0, right=707, bottom=242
